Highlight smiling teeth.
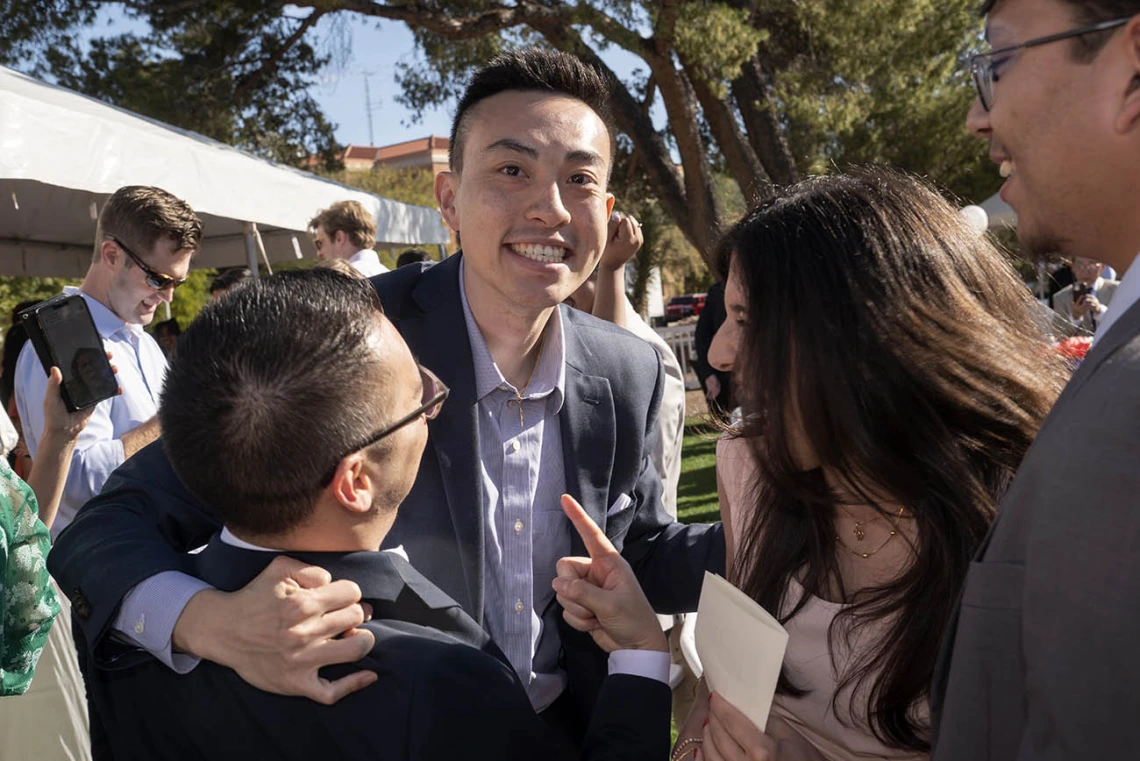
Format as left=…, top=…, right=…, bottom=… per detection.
left=512, top=243, right=567, bottom=263
left=999, top=160, right=1014, bottom=179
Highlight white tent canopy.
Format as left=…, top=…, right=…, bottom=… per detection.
left=0, top=65, right=450, bottom=278
left=981, top=192, right=1017, bottom=230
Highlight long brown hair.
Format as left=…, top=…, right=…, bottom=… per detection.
left=721, top=168, right=1067, bottom=750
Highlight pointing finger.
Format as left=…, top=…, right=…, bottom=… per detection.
left=560, top=494, right=617, bottom=559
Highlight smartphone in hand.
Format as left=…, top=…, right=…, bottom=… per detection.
left=19, top=295, right=119, bottom=412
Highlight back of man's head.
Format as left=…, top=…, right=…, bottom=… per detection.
left=209, top=267, right=254, bottom=298
left=309, top=200, right=377, bottom=252
left=396, top=249, right=432, bottom=268
left=160, top=269, right=389, bottom=535
left=448, top=48, right=617, bottom=174
left=94, top=185, right=202, bottom=261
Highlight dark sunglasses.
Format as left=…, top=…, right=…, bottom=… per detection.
left=970, top=17, right=1132, bottom=111
left=105, top=234, right=189, bottom=291
left=320, top=364, right=449, bottom=485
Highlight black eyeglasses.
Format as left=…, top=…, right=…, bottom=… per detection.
left=320, top=364, right=449, bottom=485
left=105, top=234, right=189, bottom=291
left=971, top=17, right=1132, bottom=111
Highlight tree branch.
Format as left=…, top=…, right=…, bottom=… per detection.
left=233, top=9, right=325, bottom=104
left=733, top=54, right=799, bottom=186
left=681, top=57, right=772, bottom=205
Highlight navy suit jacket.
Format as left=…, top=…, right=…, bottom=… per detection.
left=49, top=254, right=725, bottom=717
left=84, top=535, right=671, bottom=761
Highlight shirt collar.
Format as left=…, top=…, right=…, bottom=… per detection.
left=65, top=286, right=142, bottom=339
left=348, top=249, right=380, bottom=266
left=219, top=526, right=408, bottom=561
left=458, top=260, right=565, bottom=411
left=1092, top=253, right=1140, bottom=346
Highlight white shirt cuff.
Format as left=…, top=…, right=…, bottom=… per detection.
left=607, top=649, right=671, bottom=684
left=114, top=571, right=212, bottom=674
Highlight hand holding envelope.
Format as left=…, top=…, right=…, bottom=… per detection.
left=551, top=494, right=669, bottom=654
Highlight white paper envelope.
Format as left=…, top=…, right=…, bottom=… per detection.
left=694, top=572, right=789, bottom=732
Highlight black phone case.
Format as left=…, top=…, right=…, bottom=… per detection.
left=18, top=294, right=117, bottom=412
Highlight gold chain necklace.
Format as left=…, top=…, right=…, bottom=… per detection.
left=837, top=505, right=906, bottom=560
left=511, top=331, right=546, bottom=428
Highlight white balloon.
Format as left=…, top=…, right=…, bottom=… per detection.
left=959, top=205, right=989, bottom=235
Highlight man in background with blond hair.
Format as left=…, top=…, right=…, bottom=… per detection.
left=309, top=200, right=388, bottom=277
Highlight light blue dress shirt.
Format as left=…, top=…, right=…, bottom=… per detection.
left=14, top=286, right=166, bottom=538
left=459, top=264, right=571, bottom=712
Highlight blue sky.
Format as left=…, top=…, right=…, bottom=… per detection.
left=81, top=6, right=655, bottom=150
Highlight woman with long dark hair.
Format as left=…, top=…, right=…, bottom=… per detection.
left=676, top=169, right=1068, bottom=761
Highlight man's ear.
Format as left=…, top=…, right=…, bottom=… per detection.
left=1115, top=17, right=1140, bottom=134
left=436, top=171, right=460, bottom=232
left=328, top=453, right=374, bottom=515
left=99, top=239, right=120, bottom=267
left=604, top=193, right=615, bottom=219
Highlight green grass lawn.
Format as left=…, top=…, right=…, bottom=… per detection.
left=677, top=419, right=720, bottom=525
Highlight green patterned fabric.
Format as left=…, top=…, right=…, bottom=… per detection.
left=0, top=458, right=59, bottom=696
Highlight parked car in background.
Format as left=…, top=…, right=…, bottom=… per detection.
left=664, top=293, right=707, bottom=322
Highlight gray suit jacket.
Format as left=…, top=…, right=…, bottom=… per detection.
left=931, top=298, right=1140, bottom=760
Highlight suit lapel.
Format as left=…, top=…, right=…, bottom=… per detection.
left=1048, top=298, right=1140, bottom=419
left=559, top=311, right=616, bottom=553
left=398, top=256, right=486, bottom=619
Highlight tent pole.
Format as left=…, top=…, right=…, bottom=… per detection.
left=251, top=223, right=273, bottom=275
left=438, top=244, right=447, bottom=260
left=242, top=222, right=260, bottom=278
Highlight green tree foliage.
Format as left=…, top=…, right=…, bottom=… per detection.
left=1, top=0, right=999, bottom=263
left=0, top=0, right=341, bottom=169
left=0, top=277, right=80, bottom=333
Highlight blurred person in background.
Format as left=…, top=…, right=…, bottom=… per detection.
left=694, top=281, right=734, bottom=423
left=209, top=267, right=253, bottom=301
left=1051, top=255, right=1119, bottom=332
left=309, top=200, right=388, bottom=278
left=397, top=248, right=434, bottom=268
left=153, top=318, right=181, bottom=360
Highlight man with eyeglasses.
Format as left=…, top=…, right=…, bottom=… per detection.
left=932, top=3, right=1140, bottom=759
left=14, top=184, right=200, bottom=537
left=78, top=268, right=670, bottom=761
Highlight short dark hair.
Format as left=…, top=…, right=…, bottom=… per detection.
left=159, top=269, right=389, bottom=536
left=981, top=0, right=1140, bottom=59
left=153, top=318, right=181, bottom=339
left=396, top=249, right=432, bottom=268
left=448, top=48, right=617, bottom=174
left=94, top=185, right=202, bottom=263
left=209, top=267, right=254, bottom=295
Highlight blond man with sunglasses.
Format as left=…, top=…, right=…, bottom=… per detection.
left=13, top=185, right=200, bottom=538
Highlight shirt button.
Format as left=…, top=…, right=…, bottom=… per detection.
left=134, top=618, right=145, bottom=635
left=514, top=599, right=524, bottom=614
left=499, top=383, right=510, bottom=392
left=514, top=519, right=524, bottom=533
left=509, top=440, right=520, bottom=454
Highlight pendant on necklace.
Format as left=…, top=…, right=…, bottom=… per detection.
left=854, top=523, right=866, bottom=541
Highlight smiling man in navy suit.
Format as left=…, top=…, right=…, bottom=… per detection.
left=50, top=48, right=724, bottom=739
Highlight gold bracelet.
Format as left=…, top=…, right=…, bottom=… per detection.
left=671, top=737, right=703, bottom=761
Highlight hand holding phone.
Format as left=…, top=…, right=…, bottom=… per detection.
left=19, top=295, right=121, bottom=412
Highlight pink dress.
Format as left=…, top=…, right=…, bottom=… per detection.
left=716, top=437, right=929, bottom=761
